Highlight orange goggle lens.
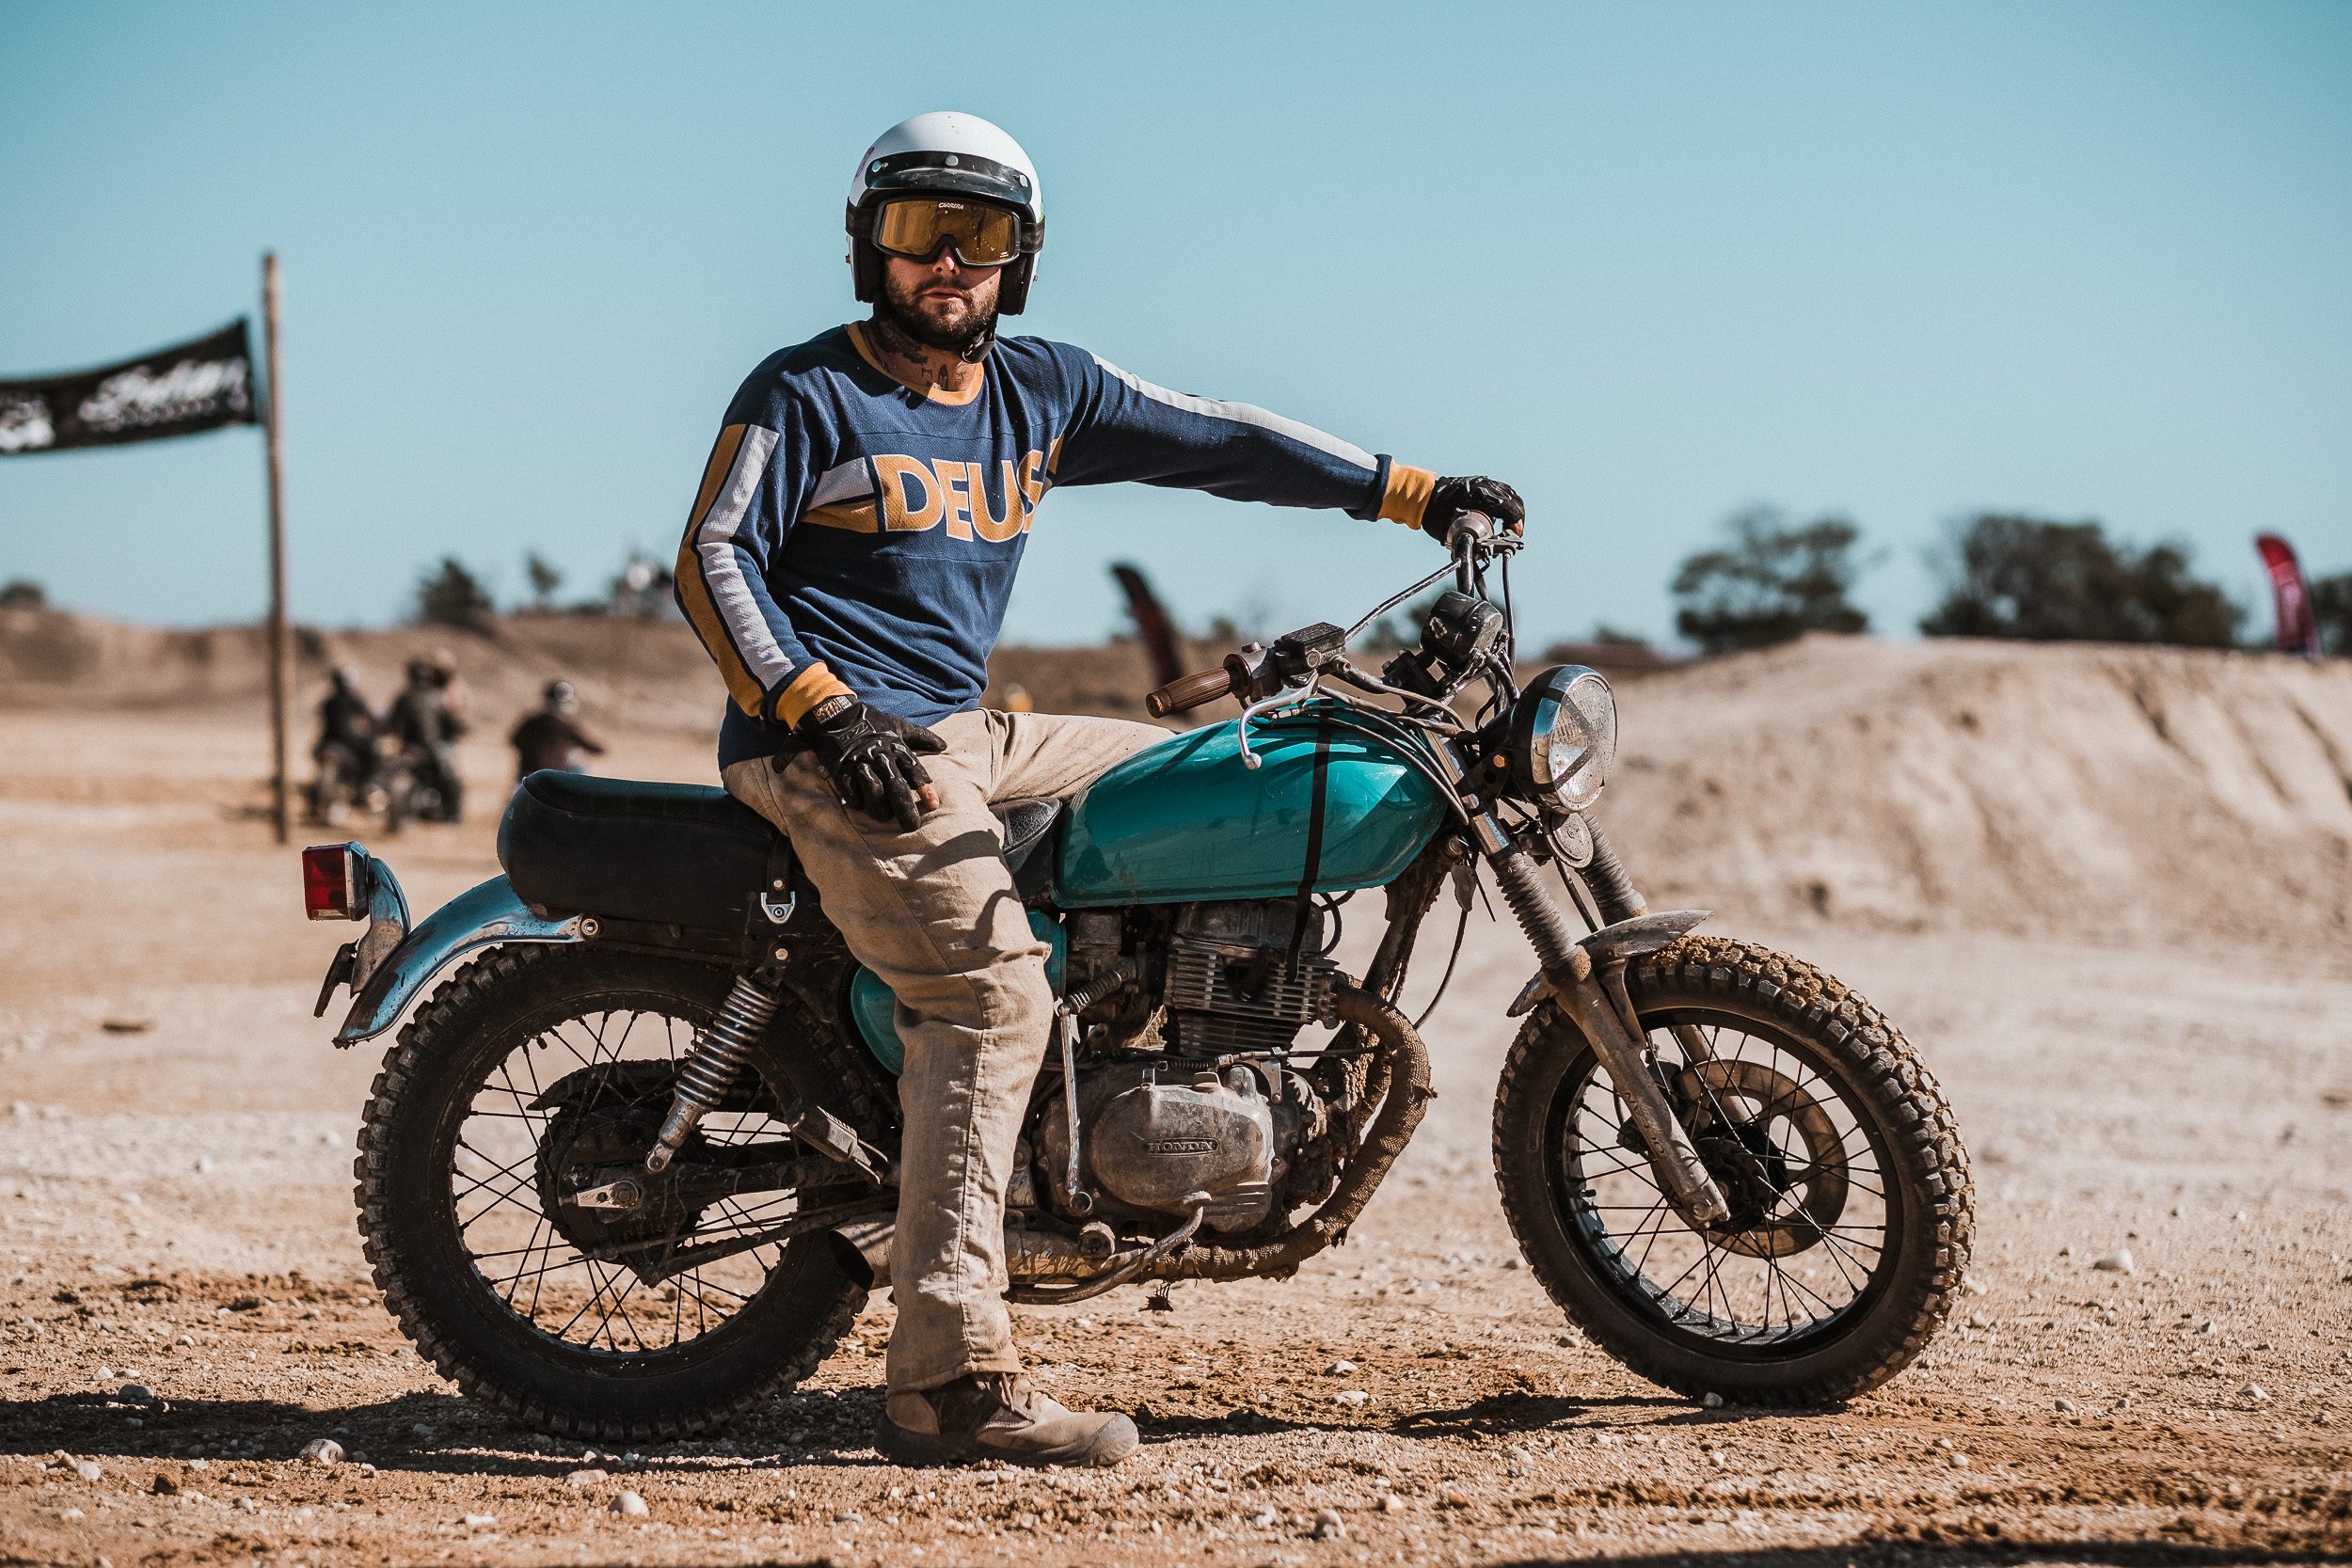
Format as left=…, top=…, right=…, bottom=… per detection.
left=872, top=198, right=1022, bottom=266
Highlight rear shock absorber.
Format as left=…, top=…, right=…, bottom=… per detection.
left=644, top=967, right=784, bottom=1174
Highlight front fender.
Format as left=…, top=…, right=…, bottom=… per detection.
left=334, top=875, right=591, bottom=1046
left=1506, top=909, right=1710, bottom=1019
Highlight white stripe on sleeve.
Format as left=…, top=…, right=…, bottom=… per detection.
left=694, top=425, right=795, bottom=689
left=808, top=456, right=875, bottom=508
left=1090, top=356, right=1377, bottom=472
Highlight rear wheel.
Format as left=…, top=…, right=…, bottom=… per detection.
left=1493, top=935, right=1970, bottom=1405
left=356, top=943, right=887, bottom=1439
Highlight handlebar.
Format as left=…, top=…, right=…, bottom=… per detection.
left=1146, top=665, right=1240, bottom=719
left=1147, top=517, right=1521, bottom=717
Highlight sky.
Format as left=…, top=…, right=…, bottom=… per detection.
left=4, top=1, right=2348, bottom=651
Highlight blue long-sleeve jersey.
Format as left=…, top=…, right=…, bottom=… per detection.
left=676, top=323, right=1436, bottom=768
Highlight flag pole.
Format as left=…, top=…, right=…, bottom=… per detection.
left=262, top=253, right=293, bottom=845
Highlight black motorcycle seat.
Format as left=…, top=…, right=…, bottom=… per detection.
left=498, top=770, right=1062, bottom=932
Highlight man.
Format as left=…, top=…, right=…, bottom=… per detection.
left=310, top=666, right=378, bottom=823
left=384, top=656, right=466, bottom=823
left=509, top=679, right=606, bottom=782
left=675, top=112, right=1522, bottom=1468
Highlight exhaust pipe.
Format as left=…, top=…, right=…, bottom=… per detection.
left=825, top=1216, right=897, bottom=1290
left=827, top=1217, right=1100, bottom=1291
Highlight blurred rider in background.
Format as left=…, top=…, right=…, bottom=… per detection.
left=308, top=665, right=379, bottom=822
left=313, top=665, right=376, bottom=772
left=427, top=645, right=471, bottom=726
left=509, top=679, right=606, bottom=782
left=385, top=656, right=467, bottom=822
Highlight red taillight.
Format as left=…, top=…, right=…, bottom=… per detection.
left=302, top=844, right=365, bottom=920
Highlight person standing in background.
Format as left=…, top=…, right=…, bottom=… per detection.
left=510, top=680, right=607, bottom=781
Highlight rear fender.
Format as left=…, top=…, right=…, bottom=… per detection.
left=334, top=874, right=592, bottom=1047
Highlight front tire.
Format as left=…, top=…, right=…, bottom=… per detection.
left=1494, top=935, right=1971, bottom=1406
left=355, top=943, right=883, bottom=1440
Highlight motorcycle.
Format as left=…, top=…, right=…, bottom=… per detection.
left=301, top=516, right=1972, bottom=1444
left=306, top=738, right=384, bottom=829
left=376, top=739, right=459, bottom=832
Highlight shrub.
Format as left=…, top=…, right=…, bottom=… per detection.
left=414, top=557, right=494, bottom=629
left=1671, top=506, right=1869, bottom=655
left=1920, top=515, right=2241, bottom=646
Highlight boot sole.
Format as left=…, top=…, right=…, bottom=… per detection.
left=881, top=1414, right=1139, bottom=1469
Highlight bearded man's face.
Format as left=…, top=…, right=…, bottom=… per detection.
left=879, top=251, right=1003, bottom=356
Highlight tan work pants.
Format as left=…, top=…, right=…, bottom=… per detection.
left=723, top=708, right=1164, bottom=1393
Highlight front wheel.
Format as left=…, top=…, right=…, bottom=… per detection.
left=1494, top=935, right=1971, bottom=1405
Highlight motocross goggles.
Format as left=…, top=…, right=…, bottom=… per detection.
left=871, top=198, right=1025, bottom=266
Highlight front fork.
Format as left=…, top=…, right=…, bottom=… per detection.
left=1472, top=813, right=1733, bottom=1228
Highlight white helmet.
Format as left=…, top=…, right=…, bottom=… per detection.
left=846, top=112, right=1045, bottom=314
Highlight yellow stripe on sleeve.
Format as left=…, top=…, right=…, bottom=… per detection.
left=675, top=425, right=770, bottom=716
left=1378, top=463, right=1438, bottom=531
left=772, top=663, right=853, bottom=727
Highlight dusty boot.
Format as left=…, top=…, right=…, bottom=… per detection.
left=882, top=1373, right=1138, bottom=1467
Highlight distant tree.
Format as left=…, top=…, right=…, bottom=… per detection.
left=1671, top=506, right=1869, bottom=656
left=2312, top=570, right=2352, bottom=657
left=1589, top=623, right=1650, bottom=647
left=1920, top=515, right=2242, bottom=647
left=0, top=579, right=45, bottom=609
left=415, top=557, right=495, bottom=629
left=524, top=551, right=564, bottom=608
left=609, top=556, right=679, bottom=620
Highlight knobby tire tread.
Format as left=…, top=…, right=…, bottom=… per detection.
left=1491, top=934, right=1974, bottom=1407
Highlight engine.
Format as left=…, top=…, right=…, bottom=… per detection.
left=1161, top=899, right=1340, bottom=1056
left=1028, top=898, right=1343, bottom=1236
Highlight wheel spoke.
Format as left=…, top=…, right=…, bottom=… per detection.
left=435, top=998, right=817, bottom=1361
left=1552, top=1003, right=1903, bottom=1348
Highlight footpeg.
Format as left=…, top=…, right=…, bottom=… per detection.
left=783, top=1099, right=891, bottom=1185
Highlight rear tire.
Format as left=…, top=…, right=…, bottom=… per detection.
left=355, top=943, right=883, bottom=1439
left=1493, top=935, right=1971, bottom=1406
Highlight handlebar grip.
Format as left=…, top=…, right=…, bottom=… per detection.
left=1447, top=510, right=1495, bottom=549
left=1146, top=667, right=1238, bottom=719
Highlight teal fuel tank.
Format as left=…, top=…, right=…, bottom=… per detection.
left=850, top=911, right=1066, bottom=1076
left=1052, top=709, right=1451, bottom=907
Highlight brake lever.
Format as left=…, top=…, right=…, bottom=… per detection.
left=1234, top=677, right=1317, bottom=771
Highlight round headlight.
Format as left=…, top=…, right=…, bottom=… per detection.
left=1507, top=665, right=1616, bottom=813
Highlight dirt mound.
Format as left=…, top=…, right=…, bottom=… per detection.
left=1606, top=633, right=2352, bottom=948
left=9, top=608, right=2348, bottom=945
left=0, top=607, right=1183, bottom=736
left=0, top=605, right=728, bottom=736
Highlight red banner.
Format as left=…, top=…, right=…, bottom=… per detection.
left=2254, top=533, right=2321, bottom=659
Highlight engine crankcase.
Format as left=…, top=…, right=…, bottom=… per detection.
left=1039, top=1063, right=1276, bottom=1233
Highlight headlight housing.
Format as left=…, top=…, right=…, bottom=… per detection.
left=1506, top=665, right=1616, bottom=813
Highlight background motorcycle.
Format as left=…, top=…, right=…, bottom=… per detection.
left=302, top=515, right=1972, bottom=1443
left=306, top=738, right=383, bottom=829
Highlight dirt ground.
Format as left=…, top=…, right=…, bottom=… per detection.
left=3, top=672, right=2350, bottom=1567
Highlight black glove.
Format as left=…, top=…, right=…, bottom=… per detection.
left=791, top=697, right=946, bottom=832
left=1424, top=475, right=1526, bottom=543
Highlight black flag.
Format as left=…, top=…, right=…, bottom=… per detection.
left=0, top=321, right=260, bottom=457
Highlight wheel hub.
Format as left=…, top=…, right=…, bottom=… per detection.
left=1671, top=1058, right=1851, bottom=1259
left=532, top=1062, right=714, bottom=1258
